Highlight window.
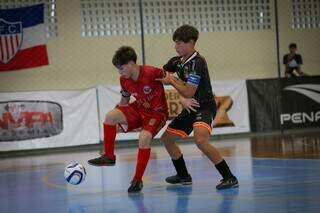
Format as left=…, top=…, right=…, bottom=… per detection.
left=292, top=0, right=320, bottom=29
left=80, top=0, right=272, bottom=37
left=80, top=0, right=141, bottom=36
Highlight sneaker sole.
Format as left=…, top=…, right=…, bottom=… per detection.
left=87, top=161, right=115, bottom=167
left=166, top=181, right=192, bottom=185
left=216, top=183, right=239, bottom=190
left=181, top=181, right=192, bottom=185
left=128, top=189, right=142, bottom=193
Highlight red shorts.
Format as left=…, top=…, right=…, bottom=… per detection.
left=116, top=103, right=167, bottom=137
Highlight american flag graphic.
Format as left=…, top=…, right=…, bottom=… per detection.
left=0, top=19, right=22, bottom=64
left=0, top=4, right=48, bottom=72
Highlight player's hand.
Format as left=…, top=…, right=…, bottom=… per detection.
left=163, top=57, right=181, bottom=72
left=180, top=97, right=200, bottom=113
left=156, top=71, right=172, bottom=85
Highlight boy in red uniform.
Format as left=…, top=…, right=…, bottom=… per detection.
left=88, top=46, right=168, bottom=193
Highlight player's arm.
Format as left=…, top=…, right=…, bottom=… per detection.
left=119, top=96, right=130, bottom=106
left=156, top=70, right=196, bottom=96
left=118, top=89, right=130, bottom=106
left=153, top=67, right=167, bottom=80
left=169, top=75, right=198, bottom=98
left=163, top=56, right=180, bottom=73
left=172, top=58, right=204, bottom=98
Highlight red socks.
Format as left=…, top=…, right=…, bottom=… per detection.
left=103, top=123, right=150, bottom=181
left=133, top=148, right=151, bottom=181
left=103, top=123, right=117, bottom=160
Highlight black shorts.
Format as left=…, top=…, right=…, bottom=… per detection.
left=166, top=107, right=217, bottom=137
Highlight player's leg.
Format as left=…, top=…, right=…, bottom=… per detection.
left=128, top=112, right=167, bottom=193
left=193, top=123, right=238, bottom=190
left=128, top=130, right=152, bottom=193
left=87, top=107, right=129, bottom=166
left=161, top=110, right=193, bottom=185
left=162, top=131, right=183, bottom=159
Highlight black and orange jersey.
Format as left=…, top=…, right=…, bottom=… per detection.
left=163, top=52, right=215, bottom=110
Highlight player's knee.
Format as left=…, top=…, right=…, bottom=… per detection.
left=160, top=132, right=168, bottom=142
left=195, top=138, right=208, bottom=150
left=104, top=111, right=117, bottom=125
left=161, top=132, right=173, bottom=145
left=138, top=131, right=152, bottom=148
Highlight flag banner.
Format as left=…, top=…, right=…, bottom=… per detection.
left=0, top=4, right=48, bottom=72
left=0, top=88, right=99, bottom=151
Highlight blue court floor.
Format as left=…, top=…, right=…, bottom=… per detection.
left=1, top=133, right=320, bottom=213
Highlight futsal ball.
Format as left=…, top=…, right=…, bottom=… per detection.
left=64, top=163, right=86, bottom=185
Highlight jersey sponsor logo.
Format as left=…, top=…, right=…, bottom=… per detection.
left=143, top=85, right=152, bottom=95
left=0, top=101, right=63, bottom=141
left=0, top=19, right=22, bottom=64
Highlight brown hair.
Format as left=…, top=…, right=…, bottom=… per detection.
left=173, top=25, right=199, bottom=43
left=112, top=46, right=137, bottom=67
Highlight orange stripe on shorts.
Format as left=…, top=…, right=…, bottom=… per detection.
left=166, top=127, right=188, bottom=138
left=193, top=122, right=212, bottom=134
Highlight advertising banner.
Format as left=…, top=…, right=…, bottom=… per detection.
left=97, top=80, right=250, bottom=141
left=0, top=88, right=99, bottom=151
left=247, top=76, right=320, bottom=132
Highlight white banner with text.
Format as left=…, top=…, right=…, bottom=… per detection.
left=0, top=88, right=99, bottom=151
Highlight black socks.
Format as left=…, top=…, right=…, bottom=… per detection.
left=215, top=159, right=235, bottom=179
left=172, top=155, right=189, bottom=178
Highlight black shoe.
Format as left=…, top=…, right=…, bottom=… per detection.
left=165, top=174, right=192, bottom=185
left=216, top=176, right=239, bottom=190
left=87, top=155, right=115, bottom=166
left=128, top=180, right=143, bottom=193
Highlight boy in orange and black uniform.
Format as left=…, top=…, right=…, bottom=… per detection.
left=158, top=25, right=238, bottom=190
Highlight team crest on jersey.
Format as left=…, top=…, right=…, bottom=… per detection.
left=143, top=86, right=152, bottom=95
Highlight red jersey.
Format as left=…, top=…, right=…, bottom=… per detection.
left=120, top=65, right=168, bottom=115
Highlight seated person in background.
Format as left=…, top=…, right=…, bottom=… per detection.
left=283, top=43, right=305, bottom=77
